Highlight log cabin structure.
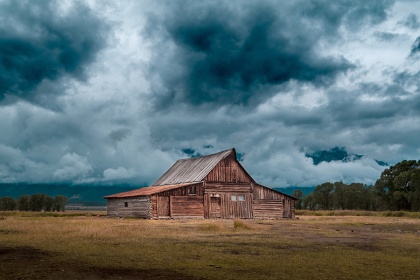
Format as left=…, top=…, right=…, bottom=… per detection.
left=105, top=148, right=296, bottom=219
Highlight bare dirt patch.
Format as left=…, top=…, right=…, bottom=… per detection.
left=0, top=246, right=202, bottom=280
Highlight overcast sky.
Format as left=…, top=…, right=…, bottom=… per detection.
left=1, top=0, right=420, bottom=188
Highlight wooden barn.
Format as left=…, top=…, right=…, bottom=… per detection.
left=105, top=148, right=296, bottom=219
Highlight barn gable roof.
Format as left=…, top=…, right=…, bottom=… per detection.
left=152, top=148, right=236, bottom=186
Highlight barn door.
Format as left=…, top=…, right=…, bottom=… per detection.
left=210, top=196, right=221, bottom=218
left=157, top=196, right=170, bottom=217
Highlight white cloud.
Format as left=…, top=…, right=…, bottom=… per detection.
left=53, top=153, right=94, bottom=181
left=103, top=167, right=136, bottom=181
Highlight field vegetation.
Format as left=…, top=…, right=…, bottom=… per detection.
left=1, top=211, right=419, bottom=279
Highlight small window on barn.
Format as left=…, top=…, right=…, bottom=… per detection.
left=190, top=185, right=197, bottom=195
left=231, top=195, right=237, bottom=201
left=238, top=195, right=245, bottom=201
left=124, top=202, right=128, bottom=207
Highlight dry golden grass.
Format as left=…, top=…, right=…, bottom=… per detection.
left=0, top=212, right=419, bottom=279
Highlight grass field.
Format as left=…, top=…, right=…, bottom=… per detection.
left=0, top=211, right=419, bottom=280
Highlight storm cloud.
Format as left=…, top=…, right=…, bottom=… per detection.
left=1, top=0, right=420, bottom=189
left=0, top=0, right=108, bottom=100
left=145, top=0, right=396, bottom=107
left=411, top=36, right=420, bottom=55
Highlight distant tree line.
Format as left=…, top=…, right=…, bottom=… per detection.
left=0, top=194, right=68, bottom=212
left=293, top=160, right=420, bottom=212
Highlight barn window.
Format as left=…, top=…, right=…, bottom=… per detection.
left=190, top=185, right=196, bottom=195
left=238, top=195, right=245, bottom=201
left=231, top=195, right=237, bottom=201
left=124, top=202, right=128, bottom=207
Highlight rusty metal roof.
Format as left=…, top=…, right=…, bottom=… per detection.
left=104, top=183, right=198, bottom=198
left=152, top=148, right=235, bottom=186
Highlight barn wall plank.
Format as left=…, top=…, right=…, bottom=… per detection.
left=205, top=183, right=251, bottom=193
left=106, top=197, right=151, bottom=218
left=171, top=196, right=204, bottom=218
left=253, top=200, right=282, bottom=219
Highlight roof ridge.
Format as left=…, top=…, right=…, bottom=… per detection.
left=151, top=148, right=236, bottom=186
left=177, top=148, right=235, bottom=161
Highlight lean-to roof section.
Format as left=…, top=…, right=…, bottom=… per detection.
left=104, top=183, right=198, bottom=198
left=152, top=148, right=234, bottom=186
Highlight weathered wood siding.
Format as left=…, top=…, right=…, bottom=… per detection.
left=282, top=198, right=295, bottom=219
left=106, top=197, right=151, bottom=218
left=151, top=195, right=158, bottom=218
left=253, top=185, right=284, bottom=200
left=154, top=183, right=204, bottom=197
left=205, top=195, right=222, bottom=218
left=171, top=196, right=204, bottom=218
left=253, top=200, right=282, bottom=219
left=205, top=183, right=252, bottom=193
left=205, top=153, right=253, bottom=183
left=150, top=183, right=205, bottom=219
left=204, top=193, right=253, bottom=219
left=252, top=185, right=295, bottom=219
left=157, top=196, right=170, bottom=217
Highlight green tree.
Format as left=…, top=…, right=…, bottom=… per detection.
left=303, top=193, right=315, bottom=210
left=18, top=194, right=30, bottom=211
left=44, top=196, right=54, bottom=212
left=53, top=195, right=68, bottom=212
left=313, top=182, right=334, bottom=210
left=333, top=182, right=346, bottom=210
left=345, top=183, right=366, bottom=210
left=375, top=160, right=419, bottom=211
left=29, top=193, right=46, bottom=211
left=292, top=189, right=304, bottom=210
left=361, top=185, right=378, bottom=211
left=0, top=196, right=17, bottom=211
left=393, top=167, right=420, bottom=211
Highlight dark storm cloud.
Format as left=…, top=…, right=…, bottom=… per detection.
left=0, top=0, right=108, bottom=99
left=400, top=13, right=420, bottom=29
left=145, top=0, right=394, bottom=108
left=147, top=1, right=378, bottom=108
left=326, top=83, right=418, bottom=129
left=299, top=0, right=392, bottom=31
left=410, top=36, right=420, bottom=55
left=374, top=31, right=400, bottom=41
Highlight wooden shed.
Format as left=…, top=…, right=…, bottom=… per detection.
left=105, top=148, right=296, bottom=219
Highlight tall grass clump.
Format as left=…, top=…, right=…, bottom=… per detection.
left=199, top=223, right=221, bottom=232
left=233, top=220, right=252, bottom=230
